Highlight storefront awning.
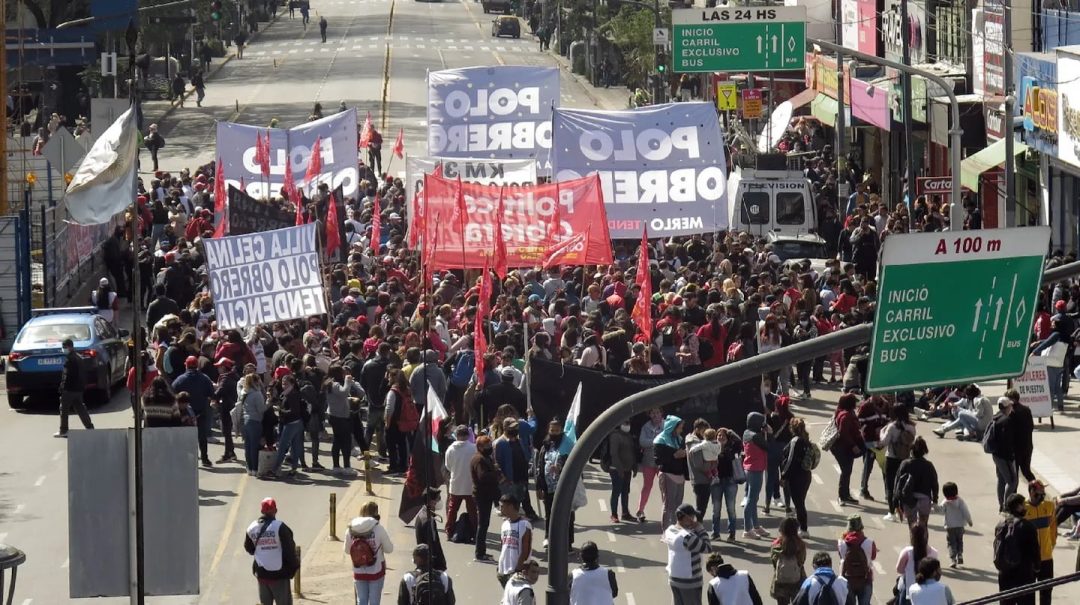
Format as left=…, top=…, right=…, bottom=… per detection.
left=960, top=138, right=1029, bottom=191
left=810, top=94, right=852, bottom=127
left=788, top=88, right=817, bottom=110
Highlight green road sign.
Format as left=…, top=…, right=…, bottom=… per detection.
left=866, top=227, right=1052, bottom=393
left=671, top=7, right=806, bottom=73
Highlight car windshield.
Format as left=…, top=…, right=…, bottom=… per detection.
left=772, top=240, right=827, bottom=260
left=17, top=323, right=91, bottom=345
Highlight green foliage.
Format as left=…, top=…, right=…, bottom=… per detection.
left=601, top=4, right=658, bottom=89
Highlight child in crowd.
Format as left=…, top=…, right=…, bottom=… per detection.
left=941, top=482, right=973, bottom=568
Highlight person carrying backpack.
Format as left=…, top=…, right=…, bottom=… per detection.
left=891, top=437, right=938, bottom=529
left=879, top=404, right=917, bottom=522
left=987, top=398, right=1019, bottom=513
left=994, top=493, right=1040, bottom=605
left=397, top=544, right=456, bottom=605
left=384, top=369, right=418, bottom=474
left=792, top=552, right=853, bottom=605
left=243, top=498, right=299, bottom=605
left=347, top=511, right=395, bottom=605
left=770, top=517, right=807, bottom=604
left=836, top=515, right=876, bottom=605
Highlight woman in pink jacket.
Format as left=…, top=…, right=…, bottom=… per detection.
left=742, top=412, right=769, bottom=540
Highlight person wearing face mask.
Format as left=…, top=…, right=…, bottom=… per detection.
left=536, top=420, right=575, bottom=550
left=791, top=313, right=817, bottom=399
left=601, top=421, right=638, bottom=524
left=56, top=338, right=94, bottom=437
left=269, top=373, right=306, bottom=478
left=637, top=408, right=666, bottom=523
left=1023, top=480, right=1057, bottom=605
left=471, top=435, right=501, bottom=562
left=654, top=415, right=689, bottom=532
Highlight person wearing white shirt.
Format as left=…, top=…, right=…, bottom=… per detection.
left=906, top=558, right=955, bottom=605
left=443, top=425, right=478, bottom=540
left=346, top=508, right=394, bottom=605
left=895, top=525, right=939, bottom=602
left=501, top=559, right=540, bottom=605
left=705, top=552, right=763, bottom=605
left=497, top=495, right=533, bottom=587
left=569, top=542, right=617, bottom=605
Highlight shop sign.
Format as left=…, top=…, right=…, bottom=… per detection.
left=985, top=102, right=1006, bottom=141
left=983, top=0, right=1006, bottom=96
left=1015, top=52, right=1058, bottom=155
left=916, top=176, right=953, bottom=196
left=841, top=0, right=878, bottom=55
left=890, top=70, right=930, bottom=124
left=805, top=53, right=839, bottom=100
left=849, top=76, right=891, bottom=131
left=1056, top=52, right=1080, bottom=167
left=882, top=0, right=927, bottom=64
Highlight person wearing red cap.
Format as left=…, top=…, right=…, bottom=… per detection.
left=172, top=355, right=217, bottom=467
left=244, top=497, right=299, bottom=604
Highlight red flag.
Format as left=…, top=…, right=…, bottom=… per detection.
left=631, top=228, right=653, bottom=342
left=359, top=112, right=373, bottom=148
left=255, top=130, right=271, bottom=178
left=540, top=229, right=588, bottom=271
left=392, top=128, right=404, bottom=159
left=548, top=182, right=562, bottom=247
left=212, top=157, right=228, bottom=238
left=305, top=136, right=323, bottom=185
left=326, top=191, right=341, bottom=257
left=452, top=176, right=467, bottom=226
left=474, top=255, right=491, bottom=388
left=370, top=194, right=382, bottom=253
left=492, top=187, right=508, bottom=279
left=284, top=154, right=302, bottom=225
left=423, top=212, right=441, bottom=272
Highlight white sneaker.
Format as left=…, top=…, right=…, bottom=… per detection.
left=754, top=527, right=770, bottom=537
left=543, top=539, right=549, bottom=549
left=772, top=498, right=784, bottom=508
left=883, top=513, right=896, bottom=522
left=740, top=496, right=748, bottom=507
left=798, top=530, right=810, bottom=539
left=741, top=531, right=757, bottom=540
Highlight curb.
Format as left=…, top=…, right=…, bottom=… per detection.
left=145, top=9, right=282, bottom=126
left=545, top=49, right=627, bottom=110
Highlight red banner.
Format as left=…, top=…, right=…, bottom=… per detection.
left=419, top=173, right=613, bottom=270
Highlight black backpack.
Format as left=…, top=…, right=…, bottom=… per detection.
left=450, top=514, right=474, bottom=544
left=412, top=570, right=449, bottom=605
left=993, top=518, right=1025, bottom=572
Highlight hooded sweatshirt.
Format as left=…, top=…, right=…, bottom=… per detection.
left=837, top=531, right=877, bottom=585
left=706, top=563, right=764, bottom=605
left=742, top=412, right=768, bottom=472
left=654, top=415, right=688, bottom=477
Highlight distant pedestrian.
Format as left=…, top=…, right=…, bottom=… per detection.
left=602, top=420, right=638, bottom=523
left=56, top=338, right=94, bottom=438
left=288, top=0, right=296, bottom=18
left=471, top=435, right=500, bottom=561
left=91, top=277, right=120, bottom=324
left=792, top=552, right=851, bottom=605
left=663, top=503, right=711, bottom=605
left=397, top=544, right=456, bottom=605
left=414, top=487, right=447, bottom=572
left=319, top=16, right=328, bottom=42
left=212, top=357, right=239, bottom=463
left=1024, top=480, right=1057, bottom=605
left=705, top=552, right=764, bottom=605
left=172, top=355, right=216, bottom=467
left=144, top=123, right=165, bottom=171
left=995, top=493, right=1040, bottom=605
left=444, top=425, right=478, bottom=542
left=244, top=498, right=299, bottom=605
left=906, top=558, right=954, bottom=605
left=941, top=482, right=972, bottom=568
left=368, top=128, right=383, bottom=175
left=837, top=514, right=876, bottom=605
left=347, top=506, right=395, bottom=605
left=171, top=74, right=186, bottom=108
left=234, top=31, right=248, bottom=58
left=569, top=542, right=617, bottom=605
left=192, top=71, right=206, bottom=107
left=300, top=1, right=310, bottom=25
left=500, top=559, right=540, bottom=605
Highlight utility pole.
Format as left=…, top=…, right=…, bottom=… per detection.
left=836, top=49, right=848, bottom=203
left=653, top=0, right=664, bottom=104
left=1, top=0, right=8, bottom=215
left=1003, top=0, right=1015, bottom=223
left=900, top=0, right=915, bottom=203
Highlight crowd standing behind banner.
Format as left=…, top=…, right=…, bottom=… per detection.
left=96, top=95, right=1080, bottom=605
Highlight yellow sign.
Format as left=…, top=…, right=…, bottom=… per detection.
left=716, top=82, right=738, bottom=111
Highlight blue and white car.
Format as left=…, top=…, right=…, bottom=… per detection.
left=5, top=307, right=129, bottom=409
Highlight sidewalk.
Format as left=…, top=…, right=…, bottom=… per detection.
left=545, top=49, right=630, bottom=111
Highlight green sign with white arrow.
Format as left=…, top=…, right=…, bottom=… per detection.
left=671, top=7, right=807, bottom=73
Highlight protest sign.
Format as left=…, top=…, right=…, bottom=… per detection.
left=551, top=102, right=730, bottom=238
left=405, top=156, right=537, bottom=206
left=216, top=109, right=359, bottom=200
left=427, top=66, right=558, bottom=175
left=205, top=224, right=326, bottom=330
left=1016, top=355, right=1054, bottom=418
left=226, top=185, right=295, bottom=235
left=420, top=173, right=612, bottom=270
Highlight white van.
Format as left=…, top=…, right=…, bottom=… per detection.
left=726, top=165, right=816, bottom=237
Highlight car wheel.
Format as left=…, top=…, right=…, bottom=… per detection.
left=7, top=393, right=25, bottom=410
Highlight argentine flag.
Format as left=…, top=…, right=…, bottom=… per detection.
left=559, top=383, right=583, bottom=456
left=428, top=383, right=449, bottom=453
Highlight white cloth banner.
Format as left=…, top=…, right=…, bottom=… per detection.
left=64, top=104, right=138, bottom=225
left=404, top=156, right=537, bottom=207
left=205, top=224, right=326, bottom=330
left=1017, top=355, right=1054, bottom=418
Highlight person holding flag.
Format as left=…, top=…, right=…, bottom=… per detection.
left=536, top=383, right=584, bottom=552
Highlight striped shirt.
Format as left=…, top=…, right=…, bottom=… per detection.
left=664, top=524, right=712, bottom=589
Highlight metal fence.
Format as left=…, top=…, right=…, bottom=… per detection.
left=37, top=205, right=125, bottom=309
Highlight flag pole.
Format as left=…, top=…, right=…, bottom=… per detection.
left=127, top=79, right=147, bottom=605
left=458, top=178, right=467, bottom=278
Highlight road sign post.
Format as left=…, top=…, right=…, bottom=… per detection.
left=671, top=7, right=806, bottom=73
left=867, top=227, right=1052, bottom=392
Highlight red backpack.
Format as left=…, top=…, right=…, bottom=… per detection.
left=726, top=341, right=745, bottom=363
left=349, top=533, right=378, bottom=567
left=394, top=387, right=420, bottom=433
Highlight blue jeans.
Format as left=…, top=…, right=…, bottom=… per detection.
left=743, top=470, right=763, bottom=531
left=243, top=420, right=262, bottom=472
left=1048, top=365, right=1065, bottom=409
left=941, top=409, right=979, bottom=435
left=711, top=479, right=738, bottom=535
left=274, top=420, right=304, bottom=472
left=609, top=470, right=631, bottom=516
left=853, top=583, right=873, bottom=605
left=354, top=576, right=385, bottom=605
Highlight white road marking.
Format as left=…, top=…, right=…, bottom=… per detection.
left=20, top=599, right=32, bottom=605
left=871, top=516, right=885, bottom=529
left=872, top=560, right=885, bottom=575
left=605, top=530, right=617, bottom=543
left=62, top=557, right=69, bottom=568
left=615, top=558, right=626, bottom=573
left=0, top=533, right=6, bottom=543
left=34, top=475, right=46, bottom=487
left=829, top=499, right=842, bottom=513
left=832, top=463, right=842, bottom=474
left=627, top=592, right=636, bottom=605
left=598, top=499, right=608, bottom=512
left=13, top=504, right=24, bottom=515
left=53, top=450, right=63, bottom=461
left=812, top=473, right=824, bottom=485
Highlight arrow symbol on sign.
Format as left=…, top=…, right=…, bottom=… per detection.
left=757, top=35, right=763, bottom=53
left=771, top=35, right=778, bottom=53
left=972, top=298, right=983, bottom=332
left=993, top=297, right=1004, bottom=330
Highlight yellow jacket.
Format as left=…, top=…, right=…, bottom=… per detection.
left=1024, top=499, right=1057, bottom=561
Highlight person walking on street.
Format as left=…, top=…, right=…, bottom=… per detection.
left=501, top=559, right=540, bottom=605
left=569, top=542, right=618, bottom=605
left=244, top=498, right=299, bottom=605
left=240, top=372, right=267, bottom=475
left=445, top=424, right=478, bottom=541
left=655, top=415, right=689, bottom=532
left=1024, top=480, right=1058, bottom=605
left=792, top=552, right=851, bottom=605
left=837, top=514, right=876, bottom=605
left=192, top=70, right=206, bottom=107
left=472, top=435, right=501, bottom=561
left=742, top=412, right=769, bottom=539
left=368, top=128, right=384, bottom=175
left=144, top=123, right=165, bottom=171
left=770, top=517, right=807, bottom=605
left=603, top=420, right=638, bottom=523
left=895, top=525, right=938, bottom=605
left=1004, top=388, right=1036, bottom=481
left=270, top=372, right=307, bottom=477
left=299, top=2, right=310, bottom=24
left=663, top=503, right=712, bottom=605
left=713, top=428, right=743, bottom=541
left=171, top=73, right=186, bottom=108
left=880, top=404, right=917, bottom=522
left=397, top=544, right=456, bottom=605
left=893, top=437, right=938, bottom=528
left=996, top=493, right=1041, bottom=605
left=172, top=355, right=216, bottom=466
left=497, top=495, right=533, bottom=587
left=56, top=338, right=94, bottom=437
left=906, top=559, right=954, bottom=605
left=988, top=397, right=1019, bottom=512
left=705, top=551, right=764, bottom=605
left=234, top=30, right=248, bottom=58
left=347, top=509, right=395, bottom=605
left=414, top=488, right=447, bottom=572
left=855, top=395, right=888, bottom=501
left=831, top=393, right=866, bottom=506
left=319, top=16, right=328, bottom=42
left=637, top=407, right=666, bottom=523
left=941, top=482, right=973, bottom=568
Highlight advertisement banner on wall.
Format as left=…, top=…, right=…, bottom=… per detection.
left=215, top=109, right=359, bottom=200
left=551, top=102, right=729, bottom=238
left=983, top=0, right=1006, bottom=97
left=427, top=66, right=559, bottom=176
left=1015, top=52, right=1058, bottom=156
left=882, top=0, right=927, bottom=63
left=849, top=77, right=892, bottom=131
left=404, top=156, right=537, bottom=211
left=855, top=0, right=878, bottom=55
left=1056, top=51, right=1080, bottom=167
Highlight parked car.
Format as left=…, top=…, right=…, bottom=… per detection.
left=492, top=15, right=521, bottom=37
left=5, top=307, right=129, bottom=409
left=483, top=0, right=513, bottom=14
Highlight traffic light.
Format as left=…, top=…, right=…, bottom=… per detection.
left=656, top=50, right=667, bottom=73
left=210, top=0, right=223, bottom=21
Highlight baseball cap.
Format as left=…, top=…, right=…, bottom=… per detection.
left=1055, top=300, right=1067, bottom=311
left=214, top=358, right=234, bottom=369
left=99, top=277, right=110, bottom=287
left=260, top=497, right=277, bottom=515
left=502, top=417, right=519, bottom=430
left=273, top=366, right=293, bottom=380
left=184, top=355, right=199, bottom=368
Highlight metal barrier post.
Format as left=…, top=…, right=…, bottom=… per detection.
left=329, top=493, right=338, bottom=541
left=363, top=451, right=375, bottom=495
left=292, top=546, right=301, bottom=595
